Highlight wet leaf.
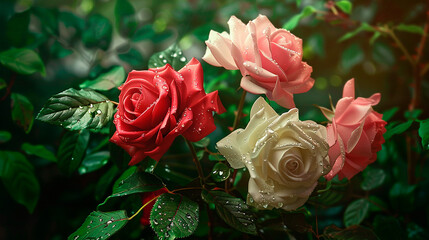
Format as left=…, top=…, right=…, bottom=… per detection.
left=57, top=130, right=90, bottom=176
left=148, top=44, right=188, bottom=70
left=11, top=93, right=34, bottom=133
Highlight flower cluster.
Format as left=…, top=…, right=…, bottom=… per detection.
left=110, top=14, right=386, bottom=214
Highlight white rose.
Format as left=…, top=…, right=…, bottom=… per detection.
left=217, top=97, right=330, bottom=210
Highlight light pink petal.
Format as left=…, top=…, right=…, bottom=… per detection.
left=202, top=46, right=222, bottom=67
left=346, top=119, right=365, bottom=153
left=247, top=21, right=262, bottom=67
left=252, top=14, right=277, bottom=36
left=270, top=42, right=302, bottom=73
left=336, top=102, right=371, bottom=126
left=283, top=62, right=313, bottom=93
left=342, top=79, right=355, bottom=99
left=259, top=50, right=287, bottom=81
left=227, top=16, right=248, bottom=52
left=205, top=32, right=238, bottom=70
left=240, top=76, right=268, bottom=95
left=334, top=97, right=354, bottom=119
left=269, top=29, right=303, bottom=55
left=267, top=79, right=295, bottom=109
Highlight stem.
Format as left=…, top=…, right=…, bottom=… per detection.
left=0, top=74, right=16, bottom=102
left=110, top=100, right=119, bottom=105
left=171, top=187, right=202, bottom=193
left=416, top=12, right=429, bottom=63
left=184, top=137, right=206, bottom=186
left=128, top=195, right=159, bottom=221
left=206, top=204, right=214, bottom=240
left=232, top=90, right=247, bottom=130
left=387, top=28, right=415, bottom=66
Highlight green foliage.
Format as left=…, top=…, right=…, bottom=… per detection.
left=384, top=120, right=413, bottom=140
left=78, top=151, right=109, bottom=174
left=338, top=23, right=374, bottom=42
left=395, top=24, right=424, bottom=35
left=68, top=210, right=128, bottom=240
left=361, top=168, right=386, bottom=191
left=98, top=168, right=164, bottom=210
left=11, top=93, right=34, bottom=134
left=82, top=14, right=113, bottom=51
left=118, top=47, right=144, bottom=68
left=341, top=43, right=364, bottom=71
left=0, top=151, right=40, bottom=213
left=0, top=78, right=6, bottom=90
left=0, top=131, right=12, bottom=143
left=148, top=44, right=188, bottom=70
left=79, top=66, right=125, bottom=91
left=324, top=225, right=379, bottom=240
left=201, top=190, right=257, bottom=235
left=282, top=6, right=316, bottom=31
left=6, top=10, right=30, bottom=47
left=150, top=193, right=199, bottom=240
left=343, top=199, right=370, bottom=227
left=114, top=0, right=137, bottom=38
left=57, top=130, right=90, bottom=176
left=372, top=42, right=395, bottom=66
left=37, top=88, right=115, bottom=131
left=0, top=48, right=46, bottom=76
left=132, top=25, right=156, bottom=42
left=418, top=120, right=429, bottom=150
left=382, top=107, right=399, bottom=121
left=373, top=215, right=406, bottom=240
left=21, top=142, right=57, bottom=162
left=389, top=182, right=416, bottom=213
left=335, top=1, right=353, bottom=14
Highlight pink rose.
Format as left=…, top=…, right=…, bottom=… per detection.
left=202, top=15, right=314, bottom=109
left=324, top=79, right=387, bottom=180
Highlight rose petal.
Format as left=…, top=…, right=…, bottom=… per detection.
left=342, top=79, right=355, bottom=99
left=205, top=31, right=238, bottom=70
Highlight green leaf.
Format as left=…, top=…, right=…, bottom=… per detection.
left=57, top=130, right=90, bottom=175
left=11, top=93, right=34, bottom=133
left=21, top=143, right=57, bottom=162
left=80, top=66, right=125, bottom=91
left=36, top=88, right=115, bottom=131
left=59, top=11, right=85, bottom=33
left=370, top=31, right=382, bottom=45
left=98, top=168, right=164, bottom=210
left=368, top=196, right=388, bottom=213
left=361, top=168, right=386, bottom=191
left=418, top=119, right=429, bottom=150
left=50, top=41, right=73, bottom=59
left=132, top=24, right=155, bottom=42
left=0, top=48, right=46, bottom=76
left=373, top=215, right=405, bottom=240
left=344, top=199, right=370, bottom=227
left=338, top=23, right=374, bottom=42
left=405, top=109, right=422, bottom=120
left=282, top=6, right=316, bottom=31
left=193, top=137, right=210, bottom=148
left=382, top=107, right=399, bottom=121
left=396, top=24, right=424, bottom=35
left=0, top=151, right=40, bottom=213
left=335, top=0, right=353, bottom=14
left=6, top=10, right=30, bottom=47
left=150, top=193, right=199, bottom=240
left=372, top=42, right=395, bottom=66
left=0, top=78, right=6, bottom=90
left=384, top=120, right=413, bottom=140
left=341, top=43, right=364, bottom=71
left=118, top=48, right=144, bottom=68
left=324, top=225, right=380, bottom=240
left=78, top=151, right=109, bottom=174
left=68, top=210, right=128, bottom=240
left=95, top=166, right=120, bottom=202
left=296, top=0, right=301, bottom=7
left=0, top=131, right=12, bottom=144
left=32, top=7, right=58, bottom=35
left=211, top=162, right=230, bottom=182
left=201, top=190, right=257, bottom=235
left=148, top=44, right=188, bottom=70
left=389, top=182, right=416, bottom=213
left=82, top=14, right=113, bottom=51
left=114, top=0, right=137, bottom=38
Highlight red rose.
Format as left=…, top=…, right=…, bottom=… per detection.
left=140, top=188, right=169, bottom=226
left=110, top=58, right=226, bottom=165
left=324, top=79, right=387, bottom=180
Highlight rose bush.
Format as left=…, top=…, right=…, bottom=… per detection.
left=203, top=15, right=314, bottom=109
left=217, top=97, right=330, bottom=210
left=324, top=79, right=386, bottom=180
left=110, top=58, right=226, bottom=165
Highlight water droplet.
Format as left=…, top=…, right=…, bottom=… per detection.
left=96, top=109, right=102, bottom=115
left=162, top=59, right=167, bottom=63
left=153, top=219, right=158, bottom=225
left=186, top=213, right=191, bottom=219
left=89, top=104, right=94, bottom=108
left=74, top=236, right=79, bottom=240
left=180, top=56, right=186, bottom=62
left=159, top=55, right=164, bottom=59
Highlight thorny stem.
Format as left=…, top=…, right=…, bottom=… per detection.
left=184, top=137, right=206, bottom=186
left=384, top=27, right=415, bottom=66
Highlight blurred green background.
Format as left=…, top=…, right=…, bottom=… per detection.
left=0, top=0, right=428, bottom=239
